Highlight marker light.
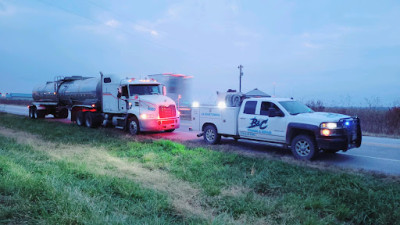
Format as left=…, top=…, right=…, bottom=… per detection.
left=140, top=114, right=147, bottom=119
left=192, top=101, right=200, bottom=107
left=321, top=129, right=331, bottom=136
left=345, top=121, right=350, bottom=126
left=217, top=101, right=227, bottom=109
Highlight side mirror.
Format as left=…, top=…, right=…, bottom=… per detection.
left=162, top=85, right=167, bottom=96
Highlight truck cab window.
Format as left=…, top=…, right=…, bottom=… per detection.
left=129, top=84, right=161, bottom=95
left=260, top=102, right=271, bottom=115
left=261, top=102, right=283, bottom=116
left=243, top=101, right=257, bottom=114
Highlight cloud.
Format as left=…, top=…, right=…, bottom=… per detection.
left=133, top=24, right=159, bottom=37
left=0, top=1, right=16, bottom=16
left=105, top=19, right=119, bottom=28
left=303, top=42, right=320, bottom=49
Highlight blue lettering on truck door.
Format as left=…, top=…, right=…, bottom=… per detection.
left=248, top=118, right=268, bottom=129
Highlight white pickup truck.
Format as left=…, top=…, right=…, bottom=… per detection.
left=192, top=97, right=362, bottom=160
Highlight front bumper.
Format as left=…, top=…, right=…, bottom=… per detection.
left=317, top=117, right=362, bottom=151
left=139, top=117, right=180, bottom=132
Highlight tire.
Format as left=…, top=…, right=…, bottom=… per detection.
left=76, top=111, right=85, bottom=126
left=291, top=135, right=317, bottom=160
left=85, top=112, right=95, bottom=128
left=203, top=125, right=221, bottom=145
left=29, top=107, right=36, bottom=119
left=128, top=117, right=140, bottom=135
left=165, top=129, right=175, bottom=132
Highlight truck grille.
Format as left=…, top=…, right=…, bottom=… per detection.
left=159, top=105, right=176, bottom=118
left=341, top=118, right=359, bottom=141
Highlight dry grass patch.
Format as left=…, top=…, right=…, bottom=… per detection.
left=0, top=126, right=216, bottom=221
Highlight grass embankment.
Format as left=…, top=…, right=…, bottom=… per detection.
left=0, top=113, right=399, bottom=224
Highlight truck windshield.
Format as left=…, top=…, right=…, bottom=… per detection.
left=129, top=85, right=161, bottom=95
left=279, top=101, right=314, bottom=115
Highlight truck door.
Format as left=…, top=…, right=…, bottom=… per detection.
left=118, top=85, right=129, bottom=112
left=257, top=101, right=287, bottom=142
left=238, top=100, right=259, bottom=139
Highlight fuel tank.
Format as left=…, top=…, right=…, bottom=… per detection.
left=32, top=76, right=102, bottom=106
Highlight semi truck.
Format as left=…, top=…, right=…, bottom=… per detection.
left=192, top=94, right=362, bottom=160
left=28, top=73, right=180, bottom=135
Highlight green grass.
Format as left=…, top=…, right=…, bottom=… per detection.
left=0, top=136, right=198, bottom=224
left=1, top=113, right=400, bottom=224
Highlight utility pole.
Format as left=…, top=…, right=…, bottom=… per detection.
left=238, top=65, right=243, bottom=92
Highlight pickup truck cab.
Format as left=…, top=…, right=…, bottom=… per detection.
left=192, top=97, right=362, bottom=160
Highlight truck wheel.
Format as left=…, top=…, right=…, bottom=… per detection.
left=29, top=107, right=36, bottom=119
left=128, top=117, right=140, bottom=135
left=76, top=111, right=85, bottom=126
left=204, top=125, right=221, bottom=144
left=85, top=112, right=96, bottom=128
left=291, top=135, right=317, bottom=160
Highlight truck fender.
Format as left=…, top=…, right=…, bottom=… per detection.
left=286, top=123, right=319, bottom=146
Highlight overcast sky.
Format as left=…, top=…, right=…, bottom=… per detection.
left=0, top=0, right=399, bottom=106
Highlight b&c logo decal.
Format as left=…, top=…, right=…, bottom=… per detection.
left=248, top=118, right=268, bottom=130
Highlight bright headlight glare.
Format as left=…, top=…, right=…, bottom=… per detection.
left=321, top=122, right=337, bottom=129
left=321, top=129, right=331, bottom=136
left=217, top=101, right=227, bottom=108
left=140, top=114, right=155, bottom=120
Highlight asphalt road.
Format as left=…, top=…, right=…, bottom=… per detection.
left=1, top=104, right=399, bottom=176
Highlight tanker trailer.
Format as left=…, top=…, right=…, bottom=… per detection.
left=29, top=73, right=180, bottom=135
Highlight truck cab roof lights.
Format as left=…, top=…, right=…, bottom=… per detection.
left=217, top=101, right=227, bottom=109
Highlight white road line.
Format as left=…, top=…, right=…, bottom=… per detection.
left=342, top=153, right=400, bottom=163
left=363, top=142, right=400, bottom=149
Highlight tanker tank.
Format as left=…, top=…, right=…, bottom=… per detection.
left=32, top=76, right=102, bottom=107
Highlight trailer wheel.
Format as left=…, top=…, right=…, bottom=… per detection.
left=128, top=117, right=140, bottom=135
left=76, top=111, right=85, bottom=126
left=291, top=135, right=317, bottom=160
left=204, top=125, right=221, bottom=145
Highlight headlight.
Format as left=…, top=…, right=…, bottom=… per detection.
left=320, top=122, right=341, bottom=136
left=320, top=122, right=338, bottom=129
left=140, top=113, right=155, bottom=119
